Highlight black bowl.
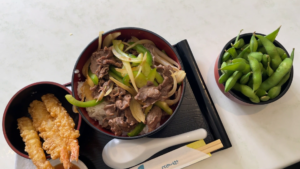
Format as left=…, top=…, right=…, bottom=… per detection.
left=215, top=33, right=293, bottom=105
left=2, top=81, right=82, bottom=158
left=71, top=27, right=185, bottom=139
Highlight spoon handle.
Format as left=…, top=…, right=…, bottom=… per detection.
left=151, top=128, right=207, bottom=150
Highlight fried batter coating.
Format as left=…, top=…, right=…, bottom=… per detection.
left=41, top=94, right=80, bottom=162
left=17, top=117, right=54, bottom=169
left=28, top=100, right=71, bottom=169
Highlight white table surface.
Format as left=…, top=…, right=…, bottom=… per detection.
left=1, top=0, right=300, bottom=168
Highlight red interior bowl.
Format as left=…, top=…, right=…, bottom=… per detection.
left=71, top=27, right=185, bottom=139
left=214, top=33, right=293, bottom=105
left=2, top=81, right=82, bottom=158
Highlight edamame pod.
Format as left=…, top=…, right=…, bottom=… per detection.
left=222, top=51, right=231, bottom=62
left=225, top=71, right=243, bottom=92
left=233, top=29, right=243, bottom=48
left=240, top=72, right=252, bottom=84
left=221, top=62, right=246, bottom=71
left=234, top=39, right=245, bottom=49
left=260, top=96, right=270, bottom=101
left=232, top=58, right=248, bottom=64
left=248, top=55, right=262, bottom=91
left=250, top=32, right=258, bottom=52
left=237, top=46, right=250, bottom=58
left=281, top=53, right=287, bottom=60
left=242, top=64, right=251, bottom=74
left=266, top=62, right=274, bottom=76
left=233, top=83, right=260, bottom=103
left=218, top=70, right=234, bottom=84
left=258, top=47, right=267, bottom=54
left=268, top=86, right=281, bottom=99
left=277, top=71, right=290, bottom=87
left=227, top=47, right=237, bottom=58
left=221, top=62, right=227, bottom=74
left=262, top=54, right=269, bottom=68
left=260, top=57, right=293, bottom=91
left=260, top=63, right=268, bottom=80
left=248, top=52, right=263, bottom=62
left=256, top=88, right=267, bottom=97
left=276, top=47, right=285, bottom=57
left=257, top=26, right=281, bottom=47
left=256, top=35, right=282, bottom=70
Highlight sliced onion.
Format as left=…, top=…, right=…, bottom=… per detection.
left=122, top=41, right=131, bottom=46
left=167, top=73, right=177, bottom=98
left=112, top=32, right=121, bottom=39
left=96, top=86, right=106, bottom=102
left=98, top=31, right=104, bottom=50
left=123, top=61, right=138, bottom=92
left=82, top=58, right=91, bottom=78
left=154, top=47, right=180, bottom=68
left=103, top=32, right=121, bottom=48
left=115, top=68, right=128, bottom=77
left=109, top=76, right=137, bottom=96
left=103, top=34, right=113, bottom=48
left=144, top=105, right=153, bottom=116
left=86, top=74, right=95, bottom=87
left=112, top=40, right=143, bottom=63
left=165, top=86, right=182, bottom=106
left=130, top=98, right=145, bottom=123
left=153, top=49, right=177, bottom=69
left=104, top=83, right=114, bottom=96
left=131, top=36, right=139, bottom=42
left=81, top=80, right=94, bottom=101
left=72, top=105, right=79, bottom=113
left=174, top=70, right=186, bottom=83
left=125, top=39, right=155, bottom=52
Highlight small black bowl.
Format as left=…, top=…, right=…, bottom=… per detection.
left=214, top=33, right=293, bottom=105
left=2, top=81, right=81, bottom=158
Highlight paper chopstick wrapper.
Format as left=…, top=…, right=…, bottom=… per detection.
left=130, top=140, right=211, bottom=169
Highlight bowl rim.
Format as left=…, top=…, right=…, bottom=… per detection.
left=2, top=81, right=82, bottom=158
left=71, top=26, right=186, bottom=139
left=217, top=32, right=294, bottom=105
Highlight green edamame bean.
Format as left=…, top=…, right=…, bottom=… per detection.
left=260, top=96, right=270, bottom=101
left=257, top=47, right=267, bottom=54
left=257, top=26, right=281, bottom=47
left=219, top=71, right=234, bottom=84
left=234, top=39, right=245, bottom=49
left=225, top=71, right=243, bottom=92
left=260, top=63, right=268, bottom=80
left=281, top=53, right=287, bottom=60
left=227, top=47, right=237, bottom=58
left=248, top=52, right=263, bottom=62
left=221, top=62, right=227, bottom=74
left=232, top=58, right=248, bottom=64
left=256, top=88, right=267, bottom=97
left=291, top=48, right=295, bottom=61
left=262, top=54, right=269, bottom=68
left=233, top=83, right=260, bottom=103
left=242, top=64, right=251, bottom=74
left=222, top=51, right=231, bottom=62
left=276, top=47, right=285, bottom=57
left=221, top=62, right=246, bottom=71
left=266, top=61, right=274, bottom=76
left=260, top=57, right=293, bottom=91
left=268, top=86, right=281, bottom=99
left=240, top=72, right=252, bottom=84
left=250, top=32, right=258, bottom=52
left=237, top=46, right=250, bottom=58
left=248, top=55, right=262, bottom=91
left=241, top=44, right=249, bottom=51
left=233, top=29, right=243, bottom=48
left=277, top=71, right=290, bottom=87
left=256, top=35, right=282, bottom=70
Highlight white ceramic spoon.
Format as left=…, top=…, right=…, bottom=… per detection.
left=102, top=128, right=207, bottom=169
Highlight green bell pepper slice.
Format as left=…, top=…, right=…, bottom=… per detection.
left=65, top=94, right=103, bottom=107
left=129, top=42, right=153, bottom=66
left=88, top=68, right=99, bottom=85
left=127, top=122, right=146, bottom=137
left=109, top=66, right=123, bottom=78
left=154, top=101, right=173, bottom=115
